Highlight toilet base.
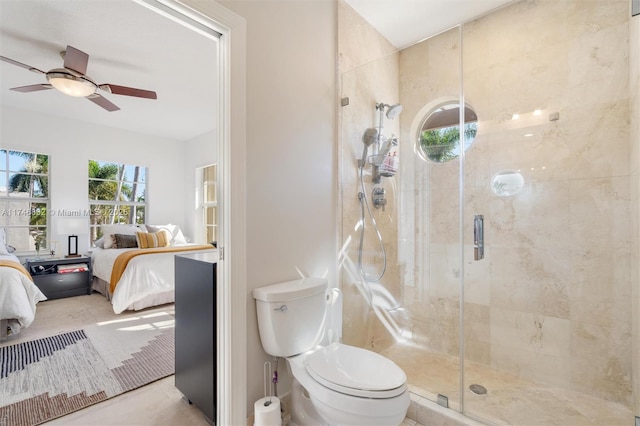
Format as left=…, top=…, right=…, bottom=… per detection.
left=290, top=378, right=327, bottom=425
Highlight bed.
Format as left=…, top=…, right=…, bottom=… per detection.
left=0, top=253, right=47, bottom=340
left=90, top=224, right=216, bottom=313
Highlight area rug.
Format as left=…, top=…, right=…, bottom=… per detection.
left=0, top=311, right=175, bottom=426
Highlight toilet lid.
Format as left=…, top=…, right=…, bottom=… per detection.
left=304, top=343, right=407, bottom=398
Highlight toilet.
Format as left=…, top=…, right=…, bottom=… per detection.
left=252, top=277, right=410, bottom=426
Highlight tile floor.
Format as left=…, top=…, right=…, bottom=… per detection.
left=2, top=294, right=422, bottom=425
left=381, top=343, right=634, bottom=426
left=14, top=293, right=632, bottom=425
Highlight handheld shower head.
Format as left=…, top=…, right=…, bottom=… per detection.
left=360, top=127, right=379, bottom=167
left=362, top=127, right=379, bottom=147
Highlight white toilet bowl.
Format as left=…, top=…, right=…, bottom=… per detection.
left=252, top=278, right=410, bottom=426
left=287, top=342, right=410, bottom=426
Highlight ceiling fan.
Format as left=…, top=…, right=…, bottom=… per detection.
left=0, top=45, right=157, bottom=112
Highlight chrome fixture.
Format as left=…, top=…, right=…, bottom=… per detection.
left=358, top=101, right=402, bottom=183
left=359, top=127, right=379, bottom=168
left=372, top=187, right=386, bottom=211
left=355, top=101, right=402, bottom=282
left=377, top=102, right=403, bottom=119
left=474, top=214, right=484, bottom=261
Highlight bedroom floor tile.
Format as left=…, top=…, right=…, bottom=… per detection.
left=44, top=376, right=211, bottom=426
left=1, top=293, right=174, bottom=347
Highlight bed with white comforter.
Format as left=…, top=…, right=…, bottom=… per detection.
left=91, top=245, right=217, bottom=314
left=0, top=253, right=47, bottom=340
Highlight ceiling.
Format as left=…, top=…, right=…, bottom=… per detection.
left=0, top=0, right=513, bottom=142
left=345, top=0, right=514, bottom=49
left=0, top=0, right=218, bottom=141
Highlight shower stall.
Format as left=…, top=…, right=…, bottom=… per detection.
left=338, top=0, right=640, bottom=424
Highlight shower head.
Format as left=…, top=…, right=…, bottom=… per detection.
left=386, top=103, right=403, bottom=119
left=377, top=102, right=403, bottom=120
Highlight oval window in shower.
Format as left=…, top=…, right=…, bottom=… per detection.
left=415, top=102, right=478, bottom=163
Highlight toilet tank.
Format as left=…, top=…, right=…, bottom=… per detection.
left=252, top=277, right=328, bottom=357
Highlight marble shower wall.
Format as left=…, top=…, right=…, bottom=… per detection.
left=340, top=0, right=638, bottom=412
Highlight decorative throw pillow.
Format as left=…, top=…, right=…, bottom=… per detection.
left=144, top=224, right=188, bottom=245
left=112, top=233, right=139, bottom=249
left=136, top=231, right=169, bottom=249
left=100, top=224, right=139, bottom=249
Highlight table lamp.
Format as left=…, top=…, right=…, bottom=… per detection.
left=57, top=217, right=86, bottom=258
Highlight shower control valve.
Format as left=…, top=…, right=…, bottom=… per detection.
left=372, top=187, right=386, bottom=211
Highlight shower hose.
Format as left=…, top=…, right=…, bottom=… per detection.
left=357, top=163, right=387, bottom=282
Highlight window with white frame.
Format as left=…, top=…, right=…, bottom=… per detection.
left=88, top=160, right=147, bottom=244
left=0, top=149, right=50, bottom=253
left=197, top=164, right=217, bottom=245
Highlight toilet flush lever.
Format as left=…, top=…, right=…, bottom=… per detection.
left=274, top=305, right=288, bottom=312
left=474, top=214, right=484, bottom=261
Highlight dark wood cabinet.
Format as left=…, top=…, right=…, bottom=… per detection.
left=175, top=252, right=217, bottom=424
left=27, top=257, right=92, bottom=300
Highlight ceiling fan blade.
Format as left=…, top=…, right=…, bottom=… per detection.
left=87, top=93, right=120, bottom=112
left=99, top=84, right=157, bottom=99
left=0, top=56, right=46, bottom=74
left=63, top=45, right=89, bottom=75
left=10, top=84, right=53, bottom=93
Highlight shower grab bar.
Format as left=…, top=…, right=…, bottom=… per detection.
left=474, top=214, right=484, bottom=261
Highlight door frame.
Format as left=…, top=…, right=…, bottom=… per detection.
left=133, top=0, right=247, bottom=423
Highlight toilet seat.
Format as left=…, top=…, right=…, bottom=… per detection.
left=304, top=343, right=407, bottom=398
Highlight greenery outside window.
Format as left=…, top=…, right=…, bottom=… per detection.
left=0, top=149, right=49, bottom=253
left=88, top=160, right=146, bottom=244
left=416, top=103, right=478, bottom=163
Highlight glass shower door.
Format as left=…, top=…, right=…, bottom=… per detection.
left=396, top=24, right=465, bottom=410
left=461, top=1, right=633, bottom=424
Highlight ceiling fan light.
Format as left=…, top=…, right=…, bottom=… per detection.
left=46, top=70, right=96, bottom=97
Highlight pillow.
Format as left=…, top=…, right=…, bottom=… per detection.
left=100, top=224, right=139, bottom=249
left=136, top=231, right=169, bottom=249
left=6, top=245, right=16, bottom=253
left=112, top=233, right=139, bottom=249
left=144, top=224, right=188, bottom=246
left=94, top=237, right=106, bottom=248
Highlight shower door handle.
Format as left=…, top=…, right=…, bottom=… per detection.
left=474, top=214, right=484, bottom=261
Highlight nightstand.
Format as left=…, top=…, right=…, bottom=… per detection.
left=26, top=257, right=93, bottom=300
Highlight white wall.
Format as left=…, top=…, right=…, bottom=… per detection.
left=1, top=106, right=188, bottom=253
left=218, top=0, right=337, bottom=414
left=183, top=130, right=217, bottom=243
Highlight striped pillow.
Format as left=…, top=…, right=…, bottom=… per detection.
left=136, top=231, right=169, bottom=248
